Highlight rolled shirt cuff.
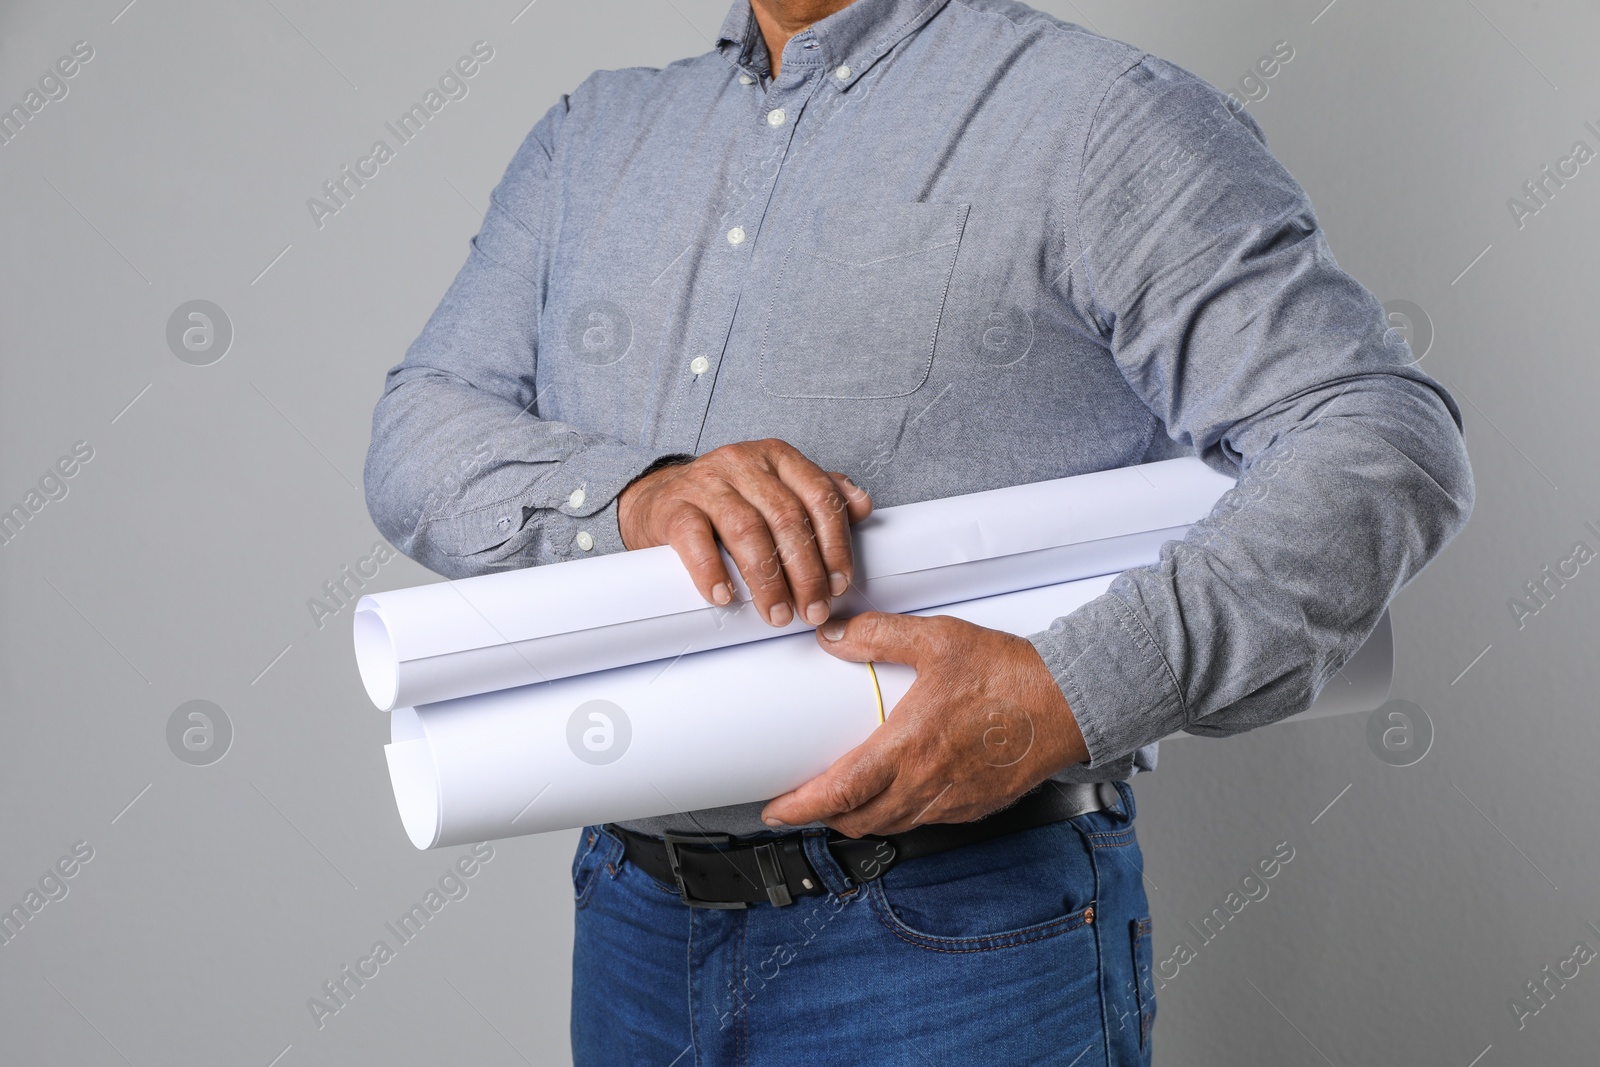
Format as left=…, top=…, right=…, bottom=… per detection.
left=1026, top=589, right=1189, bottom=769
left=527, top=440, right=695, bottom=561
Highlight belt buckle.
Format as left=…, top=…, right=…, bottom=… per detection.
left=661, top=832, right=749, bottom=910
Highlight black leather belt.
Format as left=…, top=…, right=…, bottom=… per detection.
left=608, top=780, right=1122, bottom=909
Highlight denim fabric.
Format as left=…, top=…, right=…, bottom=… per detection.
left=571, top=781, right=1155, bottom=1065
left=362, top=0, right=1475, bottom=837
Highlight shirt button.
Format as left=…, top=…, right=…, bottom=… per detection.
left=767, top=108, right=786, bottom=127
left=727, top=226, right=746, bottom=245
left=835, top=64, right=851, bottom=80
left=575, top=531, right=595, bottom=552
left=739, top=73, right=754, bottom=85
left=689, top=356, right=710, bottom=375
left=567, top=488, right=586, bottom=509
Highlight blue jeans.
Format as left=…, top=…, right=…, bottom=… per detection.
left=571, top=781, right=1156, bottom=1065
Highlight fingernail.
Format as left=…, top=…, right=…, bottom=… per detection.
left=763, top=816, right=787, bottom=828
left=829, top=572, right=848, bottom=597
left=769, top=602, right=793, bottom=627
left=712, top=582, right=732, bottom=606
left=819, top=621, right=846, bottom=641
left=805, top=600, right=829, bottom=625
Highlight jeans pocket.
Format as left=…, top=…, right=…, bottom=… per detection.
left=1131, top=915, right=1156, bottom=1053
left=571, top=825, right=615, bottom=909
left=759, top=200, right=969, bottom=400
left=866, top=820, right=1097, bottom=951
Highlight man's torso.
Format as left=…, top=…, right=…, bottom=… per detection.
left=531, top=0, right=1191, bottom=834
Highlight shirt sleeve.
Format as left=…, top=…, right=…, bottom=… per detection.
left=362, top=91, right=690, bottom=580
left=1027, top=53, right=1475, bottom=766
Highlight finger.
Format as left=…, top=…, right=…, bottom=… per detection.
left=660, top=506, right=736, bottom=607
left=825, top=471, right=874, bottom=524
left=703, top=487, right=795, bottom=626
left=742, top=477, right=832, bottom=626
left=828, top=778, right=954, bottom=838
left=815, top=611, right=933, bottom=668
left=784, top=466, right=856, bottom=601
left=761, top=739, right=897, bottom=829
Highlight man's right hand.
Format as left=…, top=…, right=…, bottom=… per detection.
left=617, top=439, right=873, bottom=627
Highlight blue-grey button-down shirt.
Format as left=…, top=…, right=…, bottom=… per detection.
left=364, top=0, right=1474, bottom=837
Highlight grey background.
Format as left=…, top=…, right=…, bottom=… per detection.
left=1, top=0, right=1595, bottom=1063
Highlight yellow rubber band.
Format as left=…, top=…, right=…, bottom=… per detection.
left=866, top=662, right=885, bottom=724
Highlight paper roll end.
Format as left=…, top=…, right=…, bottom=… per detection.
left=389, top=705, right=425, bottom=744
left=385, top=739, right=442, bottom=850
left=1359, top=608, right=1396, bottom=710
left=354, top=608, right=399, bottom=712
left=1302, top=608, right=1396, bottom=722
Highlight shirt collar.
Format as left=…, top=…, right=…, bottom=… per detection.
left=715, top=0, right=952, bottom=90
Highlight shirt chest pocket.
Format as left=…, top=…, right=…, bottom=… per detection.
left=758, top=200, right=970, bottom=400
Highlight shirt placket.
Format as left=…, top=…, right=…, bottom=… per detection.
left=670, top=30, right=828, bottom=455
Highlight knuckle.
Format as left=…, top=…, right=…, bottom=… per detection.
left=712, top=442, right=757, bottom=473
left=745, top=440, right=782, bottom=468
left=749, top=551, right=784, bottom=584
left=778, top=546, right=821, bottom=579
left=684, top=542, right=723, bottom=571
left=768, top=505, right=813, bottom=540
left=831, top=814, right=866, bottom=839
left=858, top=613, right=890, bottom=643
left=663, top=510, right=707, bottom=542
left=720, top=511, right=768, bottom=543
left=924, top=615, right=960, bottom=651
left=773, top=546, right=810, bottom=577
left=819, top=487, right=850, bottom=521
left=822, top=779, right=861, bottom=813
left=658, top=463, right=703, bottom=494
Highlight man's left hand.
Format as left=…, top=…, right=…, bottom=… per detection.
left=760, top=613, right=1091, bottom=837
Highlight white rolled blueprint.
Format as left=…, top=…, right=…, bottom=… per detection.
left=384, top=575, right=1393, bottom=849
left=354, top=457, right=1237, bottom=711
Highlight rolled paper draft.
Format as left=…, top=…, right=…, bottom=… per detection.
left=355, top=457, right=1237, bottom=711
left=384, top=573, right=1393, bottom=849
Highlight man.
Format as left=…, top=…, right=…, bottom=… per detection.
left=363, top=0, right=1474, bottom=1061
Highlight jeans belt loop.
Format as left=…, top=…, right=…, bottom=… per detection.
left=752, top=842, right=793, bottom=907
